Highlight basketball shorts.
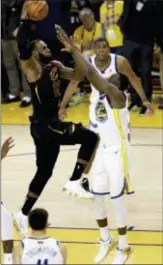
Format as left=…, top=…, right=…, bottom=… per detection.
left=90, top=142, right=134, bottom=199
left=1, top=203, right=13, bottom=241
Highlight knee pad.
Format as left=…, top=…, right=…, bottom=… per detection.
left=87, top=130, right=99, bottom=147
left=93, top=195, right=107, bottom=220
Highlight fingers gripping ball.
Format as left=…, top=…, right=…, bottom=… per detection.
left=27, top=0, right=49, bottom=21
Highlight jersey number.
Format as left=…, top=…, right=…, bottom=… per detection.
left=37, top=259, right=48, bottom=265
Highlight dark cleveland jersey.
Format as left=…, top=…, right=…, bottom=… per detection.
left=29, top=64, right=61, bottom=121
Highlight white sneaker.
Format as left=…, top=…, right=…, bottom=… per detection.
left=63, top=180, right=94, bottom=199
left=95, top=236, right=113, bottom=264
left=112, top=246, right=131, bottom=264
left=3, top=255, right=12, bottom=264
left=13, top=211, right=28, bottom=238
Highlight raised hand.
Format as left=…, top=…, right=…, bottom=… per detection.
left=1, top=137, right=15, bottom=160
left=58, top=107, right=67, bottom=121
left=142, top=101, right=155, bottom=114
left=55, top=24, right=73, bottom=52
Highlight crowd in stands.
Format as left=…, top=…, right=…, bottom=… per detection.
left=1, top=0, right=163, bottom=113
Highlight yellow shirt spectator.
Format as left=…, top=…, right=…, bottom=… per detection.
left=100, top=0, right=124, bottom=48
left=72, top=8, right=102, bottom=54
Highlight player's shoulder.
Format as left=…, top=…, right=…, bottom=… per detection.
left=46, top=237, right=59, bottom=244
left=116, top=55, right=128, bottom=66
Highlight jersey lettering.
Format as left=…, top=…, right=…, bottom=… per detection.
left=37, top=259, right=48, bottom=265
left=95, top=101, right=108, bottom=122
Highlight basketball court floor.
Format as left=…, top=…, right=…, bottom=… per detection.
left=1, top=101, right=163, bottom=264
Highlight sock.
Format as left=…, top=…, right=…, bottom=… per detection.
left=4, top=254, right=12, bottom=264
left=70, top=162, right=86, bottom=181
left=22, top=196, right=37, bottom=216
left=118, top=234, right=129, bottom=250
left=100, top=226, right=110, bottom=241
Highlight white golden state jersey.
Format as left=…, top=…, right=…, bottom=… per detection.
left=21, top=237, right=63, bottom=264
left=89, top=54, right=130, bottom=146
left=90, top=53, right=118, bottom=106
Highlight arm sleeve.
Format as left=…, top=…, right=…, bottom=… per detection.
left=17, top=20, right=36, bottom=60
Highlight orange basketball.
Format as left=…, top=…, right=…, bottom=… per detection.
left=27, top=0, right=49, bottom=21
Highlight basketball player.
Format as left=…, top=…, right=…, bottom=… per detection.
left=1, top=137, right=15, bottom=264
left=13, top=7, right=106, bottom=238
left=55, top=27, right=154, bottom=264
left=58, top=37, right=154, bottom=194
left=13, top=208, right=66, bottom=264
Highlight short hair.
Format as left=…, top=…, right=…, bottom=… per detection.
left=29, top=39, right=40, bottom=51
left=94, top=38, right=109, bottom=47
left=108, top=74, right=120, bottom=88
left=79, top=8, right=94, bottom=20
left=28, top=208, right=49, bottom=230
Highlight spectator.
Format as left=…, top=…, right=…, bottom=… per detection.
left=70, top=0, right=103, bottom=34
left=100, top=0, right=124, bottom=53
left=73, top=8, right=103, bottom=55
left=68, top=8, right=103, bottom=106
left=1, top=52, right=9, bottom=99
left=2, top=0, right=31, bottom=107
left=154, top=47, right=163, bottom=109
left=119, top=0, right=163, bottom=114
left=70, top=0, right=91, bottom=34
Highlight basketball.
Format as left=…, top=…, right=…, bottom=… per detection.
left=27, top=0, right=49, bottom=21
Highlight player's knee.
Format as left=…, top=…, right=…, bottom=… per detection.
left=37, top=161, right=55, bottom=177
left=29, top=166, right=54, bottom=194
left=2, top=240, right=13, bottom=253
left=93, top=195, right=107, bottom=220
left=87, top=131, right=99, bottom=149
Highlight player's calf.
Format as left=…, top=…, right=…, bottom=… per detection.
left=93, top=195, right=114, bottom=263
left=64, top=127, right=99, bottom=198
left=111, top=197, right=131, bottom=264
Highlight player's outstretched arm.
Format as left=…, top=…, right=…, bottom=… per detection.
left=59, top=79, right=80, bottom=120
left=118, top=56, right=154, bottom=113
left=17, top=3, right=42, bottom=83
left=1, top=137, right=14, bottom=160
left=55, top=25, right=125, bottom=109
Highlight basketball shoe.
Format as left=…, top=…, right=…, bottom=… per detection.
left=63, top=179, right=93, bottom=199
left=112, top=246, right=131, bottom=264
left=13, top=211, right=28, bottom=238
left=95, top=236, right=114, bottom=264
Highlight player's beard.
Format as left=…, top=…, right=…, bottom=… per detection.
left=39, top=54, right=53, bottom=65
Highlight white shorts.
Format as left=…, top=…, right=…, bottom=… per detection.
left=1, top=202, right=13, bottom=241
left=90, top=142, right=134, bottom=199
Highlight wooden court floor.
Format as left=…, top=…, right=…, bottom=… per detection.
left=1, top=124, right=163, bottom=264
left=1, top=100, right=163, bottom=264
